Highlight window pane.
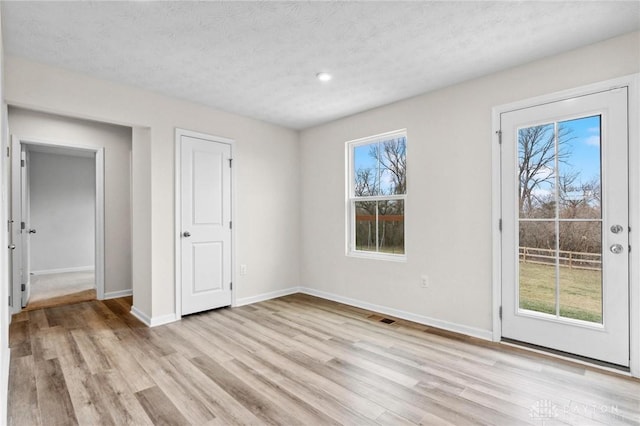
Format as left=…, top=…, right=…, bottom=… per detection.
left=354, top=144, right=379, bottom=196
left=354, top=201, right=376, bottom=252
left=349, top=132, right=406, bottom=259
left=519, top=221, right=557, bottom=315
left=378, top=200, right=404, bottom=254
left=518, top=123, right=556, bottom=219
left=559, top=221, right=602, bottom=323
left=379, top=137, right=406, bottom=195
left=558, top=116, right=601, bottom=220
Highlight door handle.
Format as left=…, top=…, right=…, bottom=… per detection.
left=610, top=224, right=624, bottom=234
left=610, top=244, right=624, bottom=254
left=28, top=229, right=36, bottom=234
left=8, top=244, right=15, bottom=250
left=183, top=231, right=191, bottom=238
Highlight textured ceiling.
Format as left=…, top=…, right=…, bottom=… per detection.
left=2, top=1, right=639, bottom=130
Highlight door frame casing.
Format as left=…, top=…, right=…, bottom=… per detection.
left=10, top=135, right=105, bottom=312
left=491, top=74, right=640, bottom=377
left=174, top=128, right=236, bottom=320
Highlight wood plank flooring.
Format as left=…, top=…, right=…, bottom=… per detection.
left=8, top=294, right=640, bottom=425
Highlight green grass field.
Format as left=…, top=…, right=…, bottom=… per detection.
left=519, top=262, right=602, bottom=323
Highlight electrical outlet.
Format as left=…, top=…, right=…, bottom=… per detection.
left=420, top=275, right=429, bottom=288
left=240, top=264, right=247, bottom=275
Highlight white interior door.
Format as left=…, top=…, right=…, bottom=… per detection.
left=21, top=149, right=31, bottom=307
left=10, top=138, right=30, bottom=309
left=180, top=134, right=232, bottom=315
left=501, top=88, right=629, bottom=366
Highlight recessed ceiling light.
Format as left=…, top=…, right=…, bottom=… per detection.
left=316, top=72, right=332, bottom=82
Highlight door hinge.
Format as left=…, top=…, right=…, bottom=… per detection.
left=229, top=221, right=232, bottom=229
left=230, top=282, right=233, bottom=290
left=499, top=306, right=502, bottom=320
left=496, top=130, right=502, bottom=145
left=498, top=219, right=502, bottom=232
left=21, top=221, right=25, bottom=230
left=8, top=295, right=11, bottom=306
left=20, top=159, right=25, bottom=167
left=6, top=146, right=9, bottom=157
left=229, top=158, right=233, bottom=168
left=21, top=284, right=25, bottom=292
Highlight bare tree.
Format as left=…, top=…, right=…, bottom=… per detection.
left=354, top=168, right=377, bottom=197
left=369, top=138, right=406, bottom=195
left=518, top=125, right=573, bottom=216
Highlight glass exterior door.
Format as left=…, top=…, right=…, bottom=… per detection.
left=501, top=88, right=629, bottom=366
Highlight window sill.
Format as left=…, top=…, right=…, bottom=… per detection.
left=347, top=250, right=407, bottom=263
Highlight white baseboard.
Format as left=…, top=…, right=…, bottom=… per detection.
left=149, top=313, right=179, bottom=327
left=1, top=344, right=10, bottom=424
left=130, top=305, right=178, bottom=328
left=234, top=286, right=300, bottom=307
left=298, top=287, right=493, bottom=341
left=130, top=305, right=150, bottom=326
left=31, top=266, right=95, bottom=275
left=102, top=289, right=132, bottom=300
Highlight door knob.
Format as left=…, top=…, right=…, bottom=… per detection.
left=28, top=229, right=36, bottom=234
left=610, top=244, right=624, bottom=254
left=183, top=231, right=191, bottom=238
left=8, top=244, right=15, bottom=250
left=610, top=224, right=624, bottom=234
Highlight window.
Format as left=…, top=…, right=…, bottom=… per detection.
left=347, top=130, right=406, bottom=260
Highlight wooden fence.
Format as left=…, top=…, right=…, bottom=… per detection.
left=355, top=215, right=404, bottom=222
left=519, top=246, right=601, bottom=271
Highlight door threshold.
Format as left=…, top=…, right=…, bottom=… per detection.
left=22, top=289, right=96, bottom=311
left=500, top=338, right=632, bottom=377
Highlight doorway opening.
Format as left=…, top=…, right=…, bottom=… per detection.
left=24, top=144, right=99, bottom=310
left=10, top=137, right=105, bottom=314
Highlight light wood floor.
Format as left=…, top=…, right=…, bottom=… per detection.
left=8, top=294, right=640, bottom=425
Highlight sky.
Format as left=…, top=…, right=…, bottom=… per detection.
left=354, top=143, right=376, bottom=172
left=560, top=115, right=601, bottom=185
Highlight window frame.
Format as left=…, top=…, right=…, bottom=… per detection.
left=346, top=129, right=407, bottom=262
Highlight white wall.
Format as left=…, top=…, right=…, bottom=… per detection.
left=0, top=7, right=9, bottom=422
left=131, top=126, right=152, bottom=316
left=8, top=108, right=132, bottom=294
left=299, top=32, right=640, bottom=336
left=4, top=56, right=301, bottom=322
left=28, top=151, right=95, bottom=273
